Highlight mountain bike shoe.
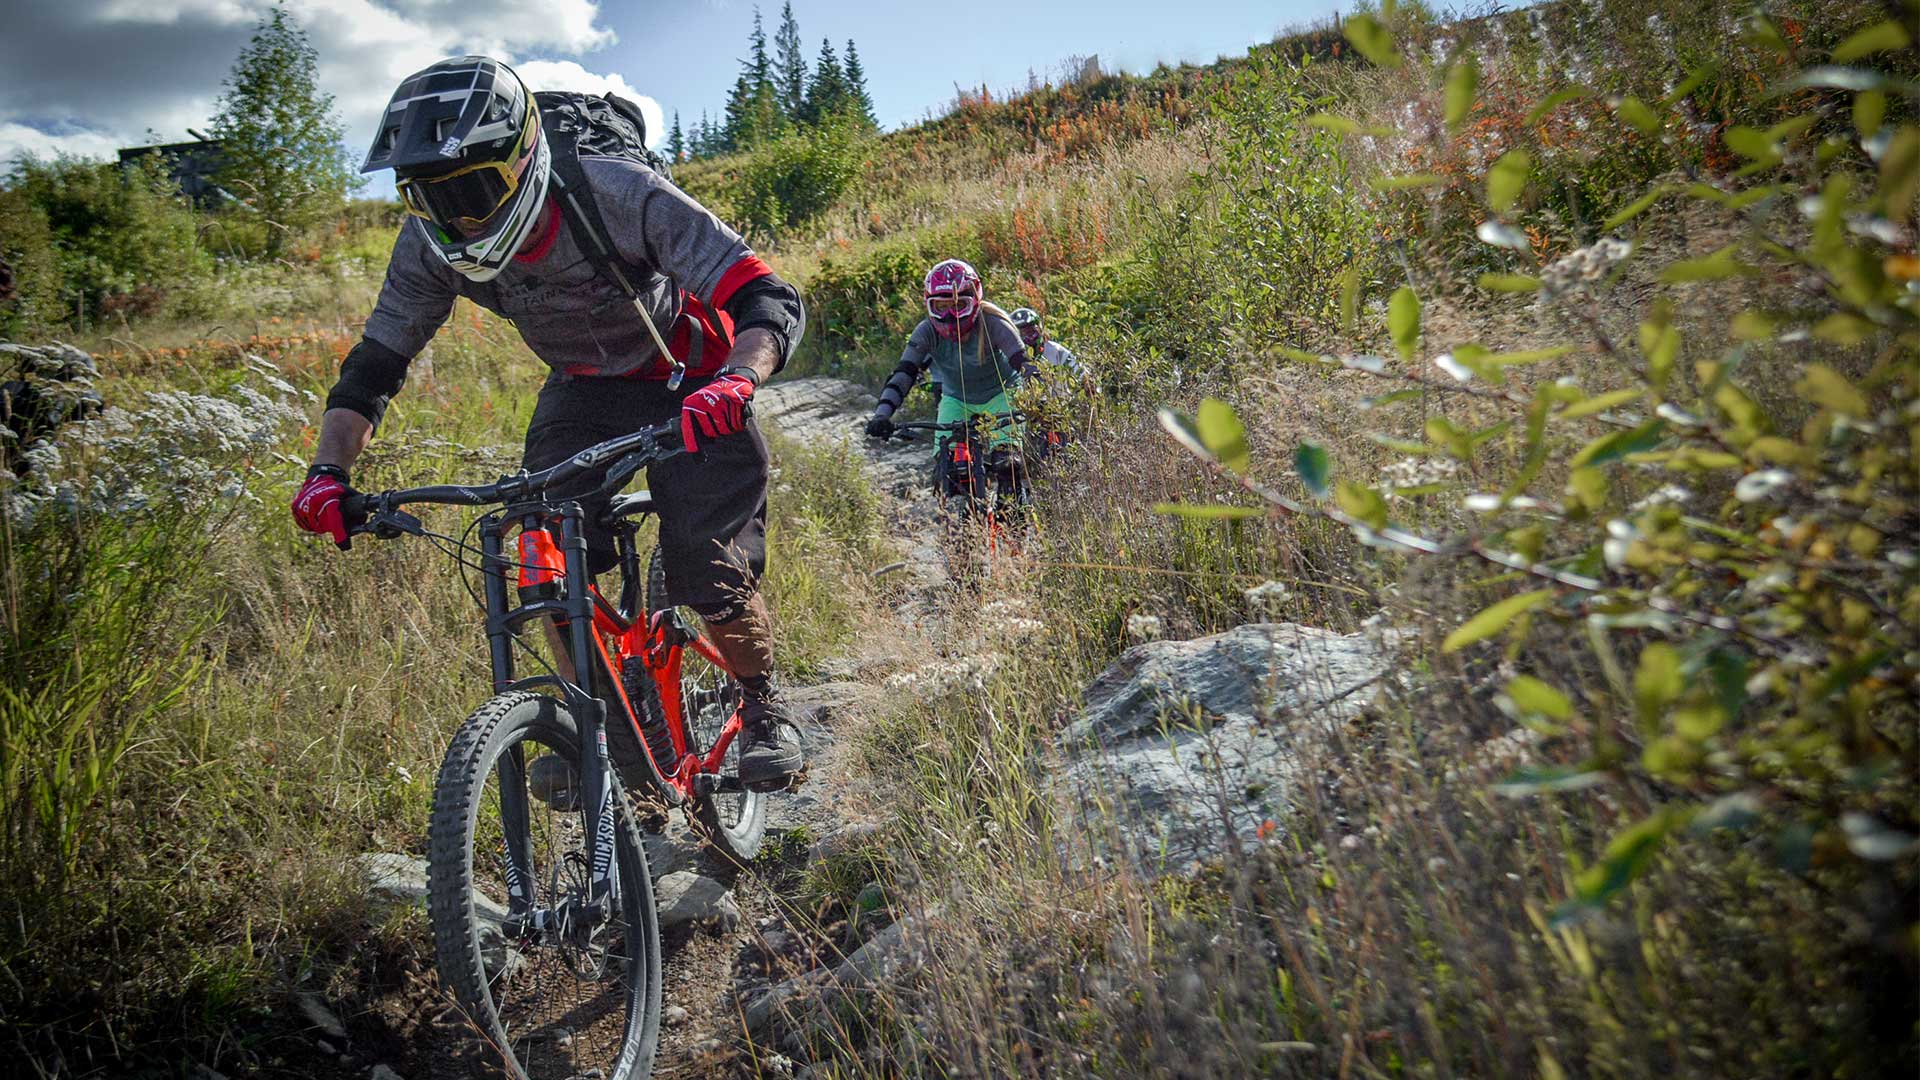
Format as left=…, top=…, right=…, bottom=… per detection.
left=527, top=753, right=582, bottom=812
left=737, top=697, right=804, bottom=793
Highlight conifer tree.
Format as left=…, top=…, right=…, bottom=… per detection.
left=843, top=39, right=878, bottom=128
left=774, top=2, right=808, bottom=121
left=667, top=111, right=684, bottom=162
left=209, top=6, right=354, bottom=255
left=801, top=37, right=848, bottom=125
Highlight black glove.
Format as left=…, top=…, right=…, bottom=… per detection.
left=865, top=413, right=895, bottom=439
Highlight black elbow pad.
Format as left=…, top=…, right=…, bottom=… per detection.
left=722, top=273, right=805, bottom=370
left=325, top=336, right=412, bottom=429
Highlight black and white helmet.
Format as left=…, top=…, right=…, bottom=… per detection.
left=1009, top=306, right=1045, bottom=350
left=365, top=56, right=551, bottom=282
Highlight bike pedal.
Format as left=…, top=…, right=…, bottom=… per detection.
left=745, top=764, right=810, bottom=794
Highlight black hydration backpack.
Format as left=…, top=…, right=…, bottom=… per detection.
left=534, top=90, right=690, bottom=381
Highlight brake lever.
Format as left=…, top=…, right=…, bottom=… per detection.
left=595, top=450, right=652, bottom=499
left=370, top=508, right=425, bottom=540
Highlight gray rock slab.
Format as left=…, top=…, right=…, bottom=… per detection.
left=1055, top=622, right=1388, bottom=873
left=654, top=870, right=733, bottom=928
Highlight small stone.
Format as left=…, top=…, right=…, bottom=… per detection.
left=664, top=1005, right=690, bottom=1027
left=1339, top=834, right=1363, bottom=852
left=367, top=1067, right=406, bottom=1080
left=655, top=871, right=731, bottom=927
left=295, top=993, right=349, bottom=1042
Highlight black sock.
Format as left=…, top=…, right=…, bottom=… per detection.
left=738, top=672, right=775, bottom=702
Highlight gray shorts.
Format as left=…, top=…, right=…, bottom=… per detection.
left=521, top=372, right=768, bottom=609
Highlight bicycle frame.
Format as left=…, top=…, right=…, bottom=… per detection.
left=344, top=419, right=744, bottom=942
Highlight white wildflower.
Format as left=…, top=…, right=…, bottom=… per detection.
left=1435, top=353, right=1475, bottom=383
left=1126, top=614, right=1164, bottom=642
left=1603, top=518, right=1639, bottom=570
left=1734, top=469, right=1793, bottom=503
left=1379, top=457, right=1460, bottom=491
left=1538, top=237, right=1633, bottom=302
left=1243, top=580, right=1290, bottom=615
left=1476, top=221, right=1530, bottom=250
left=1630, top=484, right=1692, bottom=511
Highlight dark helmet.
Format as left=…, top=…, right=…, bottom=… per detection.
left=364, top=56, right=551, bottom=282
left=1009, top=306, right=1045, bottom=350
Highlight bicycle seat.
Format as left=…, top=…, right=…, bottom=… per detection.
left=607, top=490, right=656, bottom=520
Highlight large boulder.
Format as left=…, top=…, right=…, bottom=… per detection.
left=1054, top=622, right=1387, bottom=874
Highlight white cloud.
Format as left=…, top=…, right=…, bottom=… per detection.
left=0, top=0, right=647, bottom=178
left=517, top=60, right=665, bottom=148
left=0, top=122, right=124, bottom=163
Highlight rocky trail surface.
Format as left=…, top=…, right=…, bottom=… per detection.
left=325, top=377, right=1393, bottom=1079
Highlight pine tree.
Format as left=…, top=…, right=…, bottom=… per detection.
left=209, top=6, right=355, bottom=256
left=747, top=6, right=772, bottom=88
left=801, top=38, right=848, bottom=125
left=843, top=39, right=878, bottom=128
left=726, top=6, right=787, bottom=150
left=667, top=111, right=685, bottom=162
left=722, top=74, right=754, bottom=150
left=774, top=2, right=808, bottom=121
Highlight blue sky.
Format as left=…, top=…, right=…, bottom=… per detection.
left=624, top=0, right=1346, bottom=134
left=0, top=0, right=1347, bottom=198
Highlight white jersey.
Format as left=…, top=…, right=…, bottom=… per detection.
left=1034, top=339, right=1084, bottom=378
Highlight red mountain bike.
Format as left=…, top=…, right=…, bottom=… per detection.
left=879, top=412, right=1031, bottom=567
left=342, top=419, right=764, bottom=1080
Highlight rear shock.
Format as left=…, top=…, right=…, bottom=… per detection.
left=621, top=655, right=680, bottom=775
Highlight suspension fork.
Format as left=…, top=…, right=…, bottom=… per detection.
left=556, top=503, right=620, bottom=917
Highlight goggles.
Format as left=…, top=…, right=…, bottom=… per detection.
left=397, top=119, right=538, bottom=236
left=1018, top=325, right=1043, bottom=347
left=928, top=294, right=978, bottom=319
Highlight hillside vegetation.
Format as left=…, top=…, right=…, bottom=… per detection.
left=0, top=0, right=1914, bottom=1076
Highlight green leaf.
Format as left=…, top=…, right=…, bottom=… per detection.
left=1334, top=480, right=1388, bottom=529
left=1293, top=441, right=1332, bottom=498
left=1444, top=54, right=1478, bottom=131
left=1813, top=312, right=1876, bottom=346
left=1658, top=245, right=1750, bottom=282
left=1307, top=113, right=1395, bottom=137
left=1880, top=126, right=1920, bottom=216
left=1425, top=416, right=1473, bottom=460
left=1615, top=96, right=1660, bottom=134
left=1342, top=12, right=1403, bottom=69
left=1373, top=172, right=1445, bottom=191
left=1558, top=388, right=1643, bottom=420
left=1361, top=388, right=1427, bottom=409
left=1832, top=19, right=1912, bottom=62
left=1570, top=420, right=1666, bottom=468
left=1634, top=642, right=1683, bottom=723
left=1725, top=125, right=1780, bottom=162
left=1525, top=85, right=1590, bottom=124
left=1854, top=91, right=1887, bottom=139
left=1602, top=185, right=1671, bottom=229
left=1153, top=502, right=1264, bottom=520
left=1487, top=150, right=1532, bottom=212
left=1638, top=306, right=1680, bottom=394
left=1389, top=287, right=1421, bottom=359
left=1494, top=765, right=1606, bottom=796
left=1508, top=675, right=1573, bottom=719
left=1443, top=589, right=1553, bottom=653
left=1478, top=273, right=1542, bottom=293
left=1573, top=810, right=1683, bottom=906
left=1796, top=363, right=1869, bottom=415
left=1196, top=397, right=1250, bottom=474
left=1365, top=433, right=1435, bottom=455
left=1158, top=408, right=1212, bottom=464
left=1484, top=345, right=1575, bottom=367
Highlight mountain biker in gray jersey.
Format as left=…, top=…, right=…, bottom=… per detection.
left=290, top=56, right=805, bottom=793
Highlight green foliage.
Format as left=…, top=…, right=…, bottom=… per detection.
left=209, top=6, right=355, bottom=257
left=1162, top=2, right=1919, bottom=977
left=735, top=115, right=869, bottom=237
left=1, top=154, right=209, bottom=332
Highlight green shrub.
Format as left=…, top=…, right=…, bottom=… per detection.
left=2, top=155, right=210, bottom=331
left=736, top=116, right=870, bottom=238
left=0, top=188, right=60, bottom=337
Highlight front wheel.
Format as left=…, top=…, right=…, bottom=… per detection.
left=427, top=691, right=661, bottom=1080
left=643, top=548, right=767, bottom=864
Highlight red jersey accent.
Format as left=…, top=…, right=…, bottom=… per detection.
left=710, top=255, right=774, bottom=311
left=514, top=200, right=561, bottom=264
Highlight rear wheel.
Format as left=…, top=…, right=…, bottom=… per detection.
left=427, top=691, right=661, bottom=1079
left=642, top=547, right=767, bottom=864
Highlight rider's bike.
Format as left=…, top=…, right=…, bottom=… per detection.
left=879, top=412, right=1031, bottom=565
left=342, top=419, right=767, bottom=1080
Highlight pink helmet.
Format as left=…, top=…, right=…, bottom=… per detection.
left=924, top=259, right=982, bottom=340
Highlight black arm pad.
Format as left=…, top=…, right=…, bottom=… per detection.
left=324, top=336, right=413, bottom=429
left=875, top=362, right=920, bottom=415
left=722, top=272, right=804, bottom=373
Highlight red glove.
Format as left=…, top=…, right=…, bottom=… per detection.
left=293, top=465, right=351, bottom=548
left=680, top=370, right=758, bottom=453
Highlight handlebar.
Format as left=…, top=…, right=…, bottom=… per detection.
left=875, top=412, right=1026, bottom=442
left=342, top=420, right=684, bottom=540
